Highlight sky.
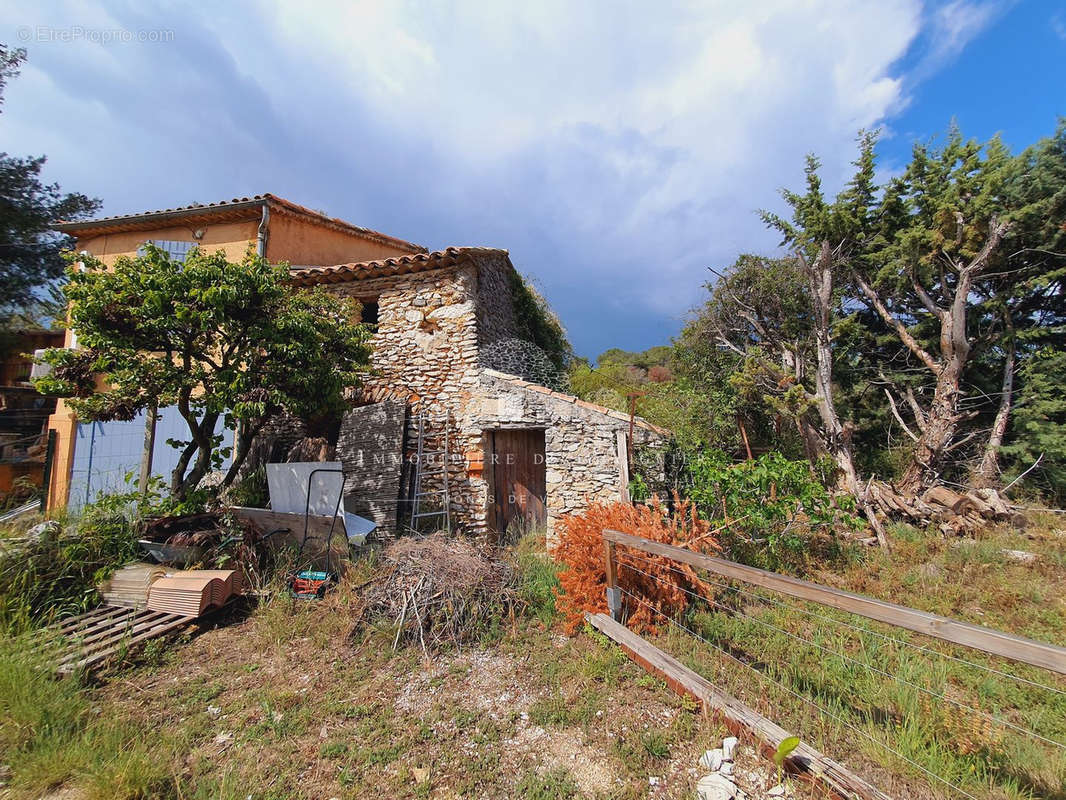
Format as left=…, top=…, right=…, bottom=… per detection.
left=2, top=1, right=1063, bottom=361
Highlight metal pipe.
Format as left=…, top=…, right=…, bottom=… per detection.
left=256, top=201, right=270, bottom=257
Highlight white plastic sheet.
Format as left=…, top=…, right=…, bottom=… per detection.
left=266, top=462, right=375, bottom=544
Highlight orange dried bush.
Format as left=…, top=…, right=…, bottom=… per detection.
left=551, top=496, right=719, bottom=634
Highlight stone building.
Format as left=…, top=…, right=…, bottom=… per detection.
left=48, top=196, right=667, bottom=542
left=292, top=247, right=667, bottom=543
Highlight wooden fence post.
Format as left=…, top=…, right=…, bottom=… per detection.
left=604, top=537, right=621, bottom=621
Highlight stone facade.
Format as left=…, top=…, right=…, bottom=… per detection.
left=304, top=247, right=668, bottom=542
left=473, top=370, right=666, bottom=543
left=335, top=400, right=406, bottom=531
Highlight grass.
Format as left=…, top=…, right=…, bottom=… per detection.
left=645, top=520, right=1066, bottom=799
left=0, top=563, right=712, bottom=799
left=0, top=636, right=174, bottom=800
left=514, top=529, right=562, bottom=626
left=1, top=519, right=1062, bottom=798
left=514, top=767, right=580, bottom=799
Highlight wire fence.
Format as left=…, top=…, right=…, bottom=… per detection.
left=605, top=533, right=1066, bottom=800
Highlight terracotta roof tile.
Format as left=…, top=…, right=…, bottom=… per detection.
left=482, top=369, right=670, bottom=435
left=289, top=246, right=507, bottom=286
left=54, top=193, right=425, bottom=253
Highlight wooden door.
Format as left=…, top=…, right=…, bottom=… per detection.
left=491, top=429, right=547, bottom=543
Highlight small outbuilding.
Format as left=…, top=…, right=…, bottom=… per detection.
left=292, top=247, right=668, bottom=544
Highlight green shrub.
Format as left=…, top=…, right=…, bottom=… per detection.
left=0, top=490, right=143, bottom=633
left=685, top=450, right=862, bottom=572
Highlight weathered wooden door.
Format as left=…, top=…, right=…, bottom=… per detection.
left=491, top=429, right=546, bottom=542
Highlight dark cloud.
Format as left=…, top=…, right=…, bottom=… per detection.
left=1, top=1, right=999, bottom=358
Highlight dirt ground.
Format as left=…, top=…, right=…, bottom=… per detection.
left=84, top=597, right=816, bottom=800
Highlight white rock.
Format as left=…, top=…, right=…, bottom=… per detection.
left=722, top=736, right=738, bottom=761
left=767, top=785, right=785, bottom=797
left=699, top=748, right=724, bottom=771
left=696, top=773, right=737, bottom=800
left=427, top=301, right=474, bottom=320
left=206, top=705, right=221, bottom=718
left=719, top=761, right=734, bottom=776
left=649, top=776, right=661, bottom=786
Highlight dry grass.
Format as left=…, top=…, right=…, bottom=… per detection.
left=3, top=519, right=1062, bottom=799
left=0, top=575, right=794, bottom=800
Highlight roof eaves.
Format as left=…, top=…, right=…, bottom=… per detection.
left=53, top=193, right=427, bottom=253
left=481, top=368, right=670, bottom=435
left=289, top=246, right=507, bottom=286
left=54, top=196, right=267, bottom=235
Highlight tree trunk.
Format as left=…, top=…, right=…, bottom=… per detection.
left=974, top=325, right=1015, bottom=487
left=897, top=357, right=965, bottom=494
left=855, top=218, right=1010, bottom=497
left=179, top=411, right=219, bottom=499
left=802, top=242, right=889, bottom=548
left=171, top=440, right=198, bottom=497
left=171, top=385, right=219, bottom=501
left=220, top=418, right=267, bottom=489
left=803, top=243, right=862, bottom=494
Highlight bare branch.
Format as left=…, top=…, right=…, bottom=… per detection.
left=910, top=268, right=945, bottom=319
left=963, top=217, right=1012, bottom=278
left=944, top=429, right=979, bottom=454
left=904, top=386, right=928, bottom=433
left=852, top=269, right=939, bottom=373
left=883, top=388, right=919, bottom=442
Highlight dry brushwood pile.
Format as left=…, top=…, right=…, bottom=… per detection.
left=552, top=497, right=718, bottom=634
left=362, top=532, right=516, bottom=652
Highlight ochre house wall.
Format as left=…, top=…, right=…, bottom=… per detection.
left=265, top=214, right=416, bottom=267
left=46, top=220, right=261, bottom=511
left=73, top=220, right=261, bottom=266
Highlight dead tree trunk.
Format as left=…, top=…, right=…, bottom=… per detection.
left=801, top=243, right=889, bottom=547
left=854, top=218, right=1010, bottom=495
left=802, top=243, right=860, bottom=492
left=974, top=317, right=1015, bottom=487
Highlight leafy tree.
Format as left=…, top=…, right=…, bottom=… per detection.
left=1002, top=349, right=1066, bottom=501
left=35, top=246, right=373, bottom=500
left=0, top=46, right=100, bottom=330
left=850, top=128, right=1014, bottom=493
left=973, top=122, right=1066, bottom=486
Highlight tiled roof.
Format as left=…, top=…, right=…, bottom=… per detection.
left=289, top=246, right=507, bottom=286
left=482, top=369, right=671, bottom=435
left=54, top=193, right=426, bottom=253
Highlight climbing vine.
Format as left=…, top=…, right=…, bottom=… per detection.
left=508, top=270, right=573, bottom=372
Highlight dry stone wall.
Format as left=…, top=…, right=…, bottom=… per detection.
left=322, top=252, right=668, bottom=543
left=473, top=370, right=666, bottom=544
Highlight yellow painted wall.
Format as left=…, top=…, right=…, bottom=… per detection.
left=75, top=219, right=260, bottom=266
left=266, top=214, right=415, bottom=266
left=46, top=219, right=260, bottom=511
